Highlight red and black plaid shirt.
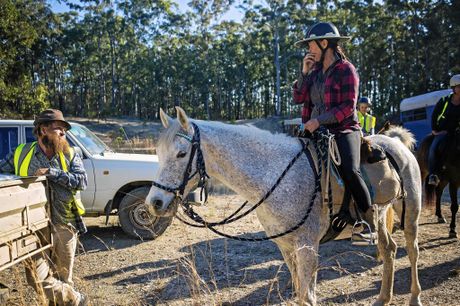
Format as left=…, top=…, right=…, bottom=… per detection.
left=292, top=59, right=360, bottom=134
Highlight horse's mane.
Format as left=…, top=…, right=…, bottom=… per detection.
left=158, top=119, right=296, bottom=148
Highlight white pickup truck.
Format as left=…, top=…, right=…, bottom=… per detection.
left=0, top=120, right=172, bottom=240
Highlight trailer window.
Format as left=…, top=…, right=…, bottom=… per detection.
left=0, top=127, right=19, bottom=160
left=25, top=127, right=36, bottom=143
left=401, top=108, right=427, bottom=122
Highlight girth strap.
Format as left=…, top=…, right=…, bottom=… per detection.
left=385, top=151, right=406, bottom=230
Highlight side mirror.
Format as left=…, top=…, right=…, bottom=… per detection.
left=73, top=146, right=84, bottom=159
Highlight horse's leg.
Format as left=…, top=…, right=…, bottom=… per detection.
left=435, top=182, right=448, bottom=223
left=277, top=240, right=318, bottom=306
left=292, top=240, right=319, bottom=306
left=403, top=201, right=423, bottom=306
left=278, top=245, right=297, bottom=294
left=373, top=208, right=397, bottom=306
left=449, top=184, right=458, bottom=238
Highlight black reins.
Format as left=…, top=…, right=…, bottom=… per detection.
left=151, top=123, right=322, bottom=242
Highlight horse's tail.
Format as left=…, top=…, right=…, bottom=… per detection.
left=377, top=207, right=396, bottom=262
left=382, top=125, right=416, bottom=151
left=417, top=134, right=436, bottom=208
left=424, top=183, right=437, bottom=208
left=386, top=206, right=395, bottom=234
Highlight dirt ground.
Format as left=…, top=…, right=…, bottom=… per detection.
left=2, top=196, right=459, bottom=306
left=1, top=117, right=458, bottom=305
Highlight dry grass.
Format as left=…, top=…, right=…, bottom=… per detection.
left=110, top=136, right=156, bottom=154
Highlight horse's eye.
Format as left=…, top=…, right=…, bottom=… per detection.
left=176, top=151, right=187, bottom=158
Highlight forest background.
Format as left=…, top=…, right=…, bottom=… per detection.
left=1, top=0, right=459, bottom=125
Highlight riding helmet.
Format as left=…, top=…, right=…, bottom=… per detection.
left=294, top=22, right=351, bottom=48
left=358, top=97, right=372, bottom=106
left=450, top=74, right=460, bottom=87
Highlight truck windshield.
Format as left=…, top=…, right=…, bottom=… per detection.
left=69, top=124, right=112, bottom=155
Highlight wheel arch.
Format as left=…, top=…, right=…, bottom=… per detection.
left=111, top=181, right=152, bottom=212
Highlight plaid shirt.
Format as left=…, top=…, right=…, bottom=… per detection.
left=0, top=143, right=88, bottom=233
left=292, top=59, right=360, bottom=134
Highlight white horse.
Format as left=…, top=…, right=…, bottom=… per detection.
left=146, top=107, right=422, bottom=306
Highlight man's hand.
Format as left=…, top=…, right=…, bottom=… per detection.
left=304, top=119, right=320, bottom=133
left=34, top=168, right=50, bottom=176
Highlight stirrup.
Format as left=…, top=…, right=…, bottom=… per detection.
left=320, top=213, right=351, bottom=244
left=351, top=220, right=377, bottom=246
left=427, top=174, right=440, bottom=186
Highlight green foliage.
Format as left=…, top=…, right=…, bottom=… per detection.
left=0, top=0, right=458, bottom=123
left=0, top=0, right=52, bottom=118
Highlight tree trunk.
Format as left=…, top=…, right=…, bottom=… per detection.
left=274, top=27, right=281, bottom=116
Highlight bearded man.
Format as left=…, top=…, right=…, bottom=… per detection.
left=0, top=109, right=87, bottom=305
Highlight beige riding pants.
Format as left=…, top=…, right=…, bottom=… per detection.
left=25, top=223, right=80, bottom=305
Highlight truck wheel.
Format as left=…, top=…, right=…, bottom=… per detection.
left=118, top=186, right=172, bottom=240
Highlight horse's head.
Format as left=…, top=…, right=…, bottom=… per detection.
left=146, top=107, right=202, bottom=217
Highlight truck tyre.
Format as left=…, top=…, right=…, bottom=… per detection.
left=118, top=186, right=172, bottom=240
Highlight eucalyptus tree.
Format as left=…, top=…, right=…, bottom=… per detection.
left=0, top=0, right=53, bottom=117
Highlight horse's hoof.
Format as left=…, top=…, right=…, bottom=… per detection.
left=372, top=297, right=392, bottom=306
left=409, top=300, right=423, bottom=306
left=409, top=295, right=422, bottom=306
left=437, top=217, right=447, bottom=224
left=449, top=231, right=458, bottom=239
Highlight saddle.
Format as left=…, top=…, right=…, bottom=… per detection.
left=297, top=129, right=396, bottom=244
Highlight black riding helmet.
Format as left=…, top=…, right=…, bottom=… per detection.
left=294, top=22, right=350, bottom=64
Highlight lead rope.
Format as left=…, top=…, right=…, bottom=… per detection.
left=313, top=128, right=341, bottom=221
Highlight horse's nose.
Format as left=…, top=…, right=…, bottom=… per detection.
left=152, top=199, right=163, bottom=210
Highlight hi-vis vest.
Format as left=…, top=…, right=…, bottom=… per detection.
left=436, top=93, right=453, bottom=124
left=13, top=142, right=85, bottom=216
left=358, top=112, right=376, bottom=134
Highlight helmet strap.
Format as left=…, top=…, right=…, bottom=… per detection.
left=315, top=40, right=326, bottom=64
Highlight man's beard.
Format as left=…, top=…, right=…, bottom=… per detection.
left=42, top=134, right=70, bottom=155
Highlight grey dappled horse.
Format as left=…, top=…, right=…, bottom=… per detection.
left=146, top=107, right=422, bottom=306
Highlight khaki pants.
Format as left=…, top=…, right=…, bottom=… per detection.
left=25, top=223, right=80, bottom=305
left=52, top=223, right=78, bottom=285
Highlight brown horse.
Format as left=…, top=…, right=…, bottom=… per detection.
left=417, top=128, right=460, bottom=238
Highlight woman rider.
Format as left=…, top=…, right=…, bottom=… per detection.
left=292, top=22, right=377, bottom=245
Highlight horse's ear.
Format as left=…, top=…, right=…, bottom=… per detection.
left=175, top=106, right=189, bottom=130
left=160, top=108, right=172, bottom=128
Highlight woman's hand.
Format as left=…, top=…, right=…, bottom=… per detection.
left=302, top=53, right=316, bottom=75
left=304, top=119, right=320, bottom=133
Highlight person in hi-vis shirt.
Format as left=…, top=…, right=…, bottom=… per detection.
left=357, top=97, right=376, bottom=136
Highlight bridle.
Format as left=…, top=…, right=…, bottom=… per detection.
left=151, top=122, right=209, bottom=202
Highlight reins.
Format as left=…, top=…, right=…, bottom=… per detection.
left=177, top=138, right=321, bottom=242
left=178, top=138, right=311, bottom=228
left=152, top=123, right=324, bottom=241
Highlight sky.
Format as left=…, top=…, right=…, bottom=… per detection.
left=49, top=0, right=248, bottom=22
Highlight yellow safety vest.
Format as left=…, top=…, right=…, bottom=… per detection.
left=13, top=142, right=85, bottom=216
left=436, top=93, right=453, bottom=124
left=358, top=112, right=376, bottom=134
